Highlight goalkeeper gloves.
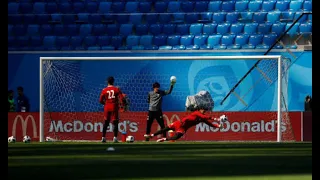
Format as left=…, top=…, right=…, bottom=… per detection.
left=170, top=81, right=176, bottom=86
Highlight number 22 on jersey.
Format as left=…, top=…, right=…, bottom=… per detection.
left=106, top=90, right=115, bottom=99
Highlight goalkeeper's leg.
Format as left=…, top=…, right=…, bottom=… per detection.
left=156, top=132, right=184, bottom=142
left=155, top=111, right=166, bottom=138
left=102, top=111, right=111, bottom=143
left=112, top=119, right=119, bottom=143
left=151, top=126, right=172, bottom=137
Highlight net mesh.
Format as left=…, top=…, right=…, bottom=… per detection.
left=41, top=57, right=295, bottom=142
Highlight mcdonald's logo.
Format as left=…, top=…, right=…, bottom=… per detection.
left=12, top=115, right=38, bottom=138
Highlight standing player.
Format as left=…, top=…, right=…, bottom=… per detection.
left=145, top=106, right=227, bottom=142
left=144, top=81, right=175, bottom=141
left=99, top=76, right=127, bottom=143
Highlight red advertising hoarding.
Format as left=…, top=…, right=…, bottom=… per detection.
left=8, top=112, right=302, bottom=142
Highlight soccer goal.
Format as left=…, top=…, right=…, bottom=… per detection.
left=39, top=55, right=293, bottom=142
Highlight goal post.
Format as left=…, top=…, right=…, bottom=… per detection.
left=39, top=55, right=290, bottom=143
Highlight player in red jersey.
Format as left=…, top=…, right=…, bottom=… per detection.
left=99, top=76, right=128, bottom=143
left=145, top=106, right=227, bottom=142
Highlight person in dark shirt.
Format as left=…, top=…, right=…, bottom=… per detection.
left=16, top=86, right=30, bottom=112
left=8, top=90, right=15, bottom=112
left=304, top=95, right=312, bottom=112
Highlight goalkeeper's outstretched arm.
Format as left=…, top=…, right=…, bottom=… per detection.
left=203, top=119, right=221, bottom=128
left=164, top=82, right=175, bottom=95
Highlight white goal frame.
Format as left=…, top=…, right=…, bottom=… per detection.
left=39, top=55, right=283, bottom=142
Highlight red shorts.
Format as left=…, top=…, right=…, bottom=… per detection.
left=168, top=121, right=186, bottom=134
left=104, top=110, right=119, bottom=122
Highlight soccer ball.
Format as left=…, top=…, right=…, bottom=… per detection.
left=126, top=136, right=134, bottom=143
left=8, top=136, right=16, bottom=143
left=23, top=135, right=31, bottom=143
left=170, top=76, right=177, bottom=83
left=219, top=115, right=228, bottom=122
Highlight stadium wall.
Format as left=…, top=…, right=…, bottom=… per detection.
left=8, top=51, right=312, bottom=112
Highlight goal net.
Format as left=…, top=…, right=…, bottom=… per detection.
left=39, top=55, right=294, bottom=142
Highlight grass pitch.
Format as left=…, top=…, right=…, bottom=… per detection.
left=8, top=142, right=312, bottom=180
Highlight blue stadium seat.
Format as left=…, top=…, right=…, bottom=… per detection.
left=194, top=1, right=208, bottom=12
left=248, top=1, right=262, bottom=12
left=66, top=25, right=79, bottom=36
left=70, top=36, right=84, bottom=50
left=153, top=35, right=167, bottom=46
left=112, top=2, right=125, bottom=13
left=131, top=46, right=144, bottom=50
left=168, top=1, right=181, bottom=12
left=33, top=2, right=46, bottom=14
left=289, top=0, right=303, bottom=12
left=53, top=24, right=64, bottom=36
left=281, top=12, right=295, bottom=22
left=101, top=46, right=115, bottom=51
left=194, top=35, right=208, bottom=47
left=125, top=2, right=138, bottom=13
left=17, top=36, right=29, bottom=49
left=185, top=14, right=199, bottom=24
left=30, top=36, right=42, bottom=48
left=144, top=45, right=159, bottom=50
left=181, top=1, right=194, bottom=12
left=8, top=3, right=19, bottom=14
left=119, top=24, right=133, bottom=36
left=98, top=2, right=111, bottom=13
left=83, top=36, right=97, bottom=48
left=135, top=24, right=149, bottom=35
left=299, top=23, right=312, bottom=35
left=56, top=36, right=70, bottom=49
left=235, top=35, right=249, bottom=47
left=149, top=24, right=163, bottom=35
left=172, top=14, right=185, bottom=23
left=221, top=35, right=235, bottom=46
left=62, top=15, right=76, bottom=24
left=86, top=2, right=98, bottom=13
left=163, top=24, right=176, bottom=35
left=262, top=1, right=276, bottom=12
left=107, top=24, right=119, bottom=36
left=116, top=15, right=128, bottom=24
left=73, top=2, right=85, bottom=13
left=207, top=35, right=222, bottom=49
left=22, top=14, right=35, bottom=24
left=139, top=2, right=151, bottom=13
left=27, top=25, right=39, bottom=36
left=303, top=1, right=312, bottom=12
left=180, top=35, right=194, bottom=47
left=256, top=34, right=278, bottom=49
left=242, top=35, right=263, bottom=49
left=258, top=23, right=272, bottom=34
left=253, top=12, right=267, bottom=23
left=230, top=23, right=244, bottom=34
left=267, top=12, right=280, bottom=23
left=158, top=14, right=171, bottom=23
left=59, top=3, right=71, bottom=13
left=77, top=13, right=89, bottom=23
left=43, top=36, right=57, bottom=50
left=88, top=14, right=102, bottom=24
left=8, top=15, right=21, bottom=24
left=167, top=35, right=181, bottom=46
left=285, top=23, right=300, bottom=36
left=208, top=1, right=222, bottom=12
left=185, top=45, right=200, bottom=50
left=203, top=23, right=217, bottom=35
left=308, top=14, right=312, bottom=22
left=235, top=1, right=248, bottom=12
left=154, top=2, right=168, bottom=13
left=87, top=46, right=101, bottom=51
left=97, top=36, right=111, bottom=47
left=140, top=35, right=153, bottom=46
left=47, top=3, right=58, bottom=14
left=190, top=24, right=203, bottom=35
left=226, top=12, right=239, bottom=23
left=244, top=23, right=258, bottom=34
left=158, top=46, right=173, bottom=50
left=40, top=24, right=52, bottom=36
left=79, top=24, right=92, bottom=37
left=221, top=1, right=235, bottom=12
left=212, top=12, right=226, bottom=23
left=216, top=23, right=231, bottom=35
left=145, top=14, right=158, bottom=24
left=12, top=25, right=26, bottom=36
left=275, top=1, right=289, bottom=11
left=271, top=23, right=286, bottom=36
left=91, top=24, right=106, bottom=36
left=111, top=36, right=124, bottom=49
left=199, top=12, right=213, bottom=23
left=172, top=45, right=186, bottom=50
left=294, top=12, right=307, bottom=23
left=51, top=14, right=61, bottom=23
left=240, top=12, right=253, bottom=22
left=176, top=24, right=190, bottom=35
left=36, top=14, right=50, bottom=24
left=19, top=3, right=33, bottom=13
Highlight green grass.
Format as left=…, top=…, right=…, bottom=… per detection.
left=8, top=142, right=312, bottom=180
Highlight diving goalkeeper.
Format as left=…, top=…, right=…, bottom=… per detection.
left=145, top=106, right=228, bottom=142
